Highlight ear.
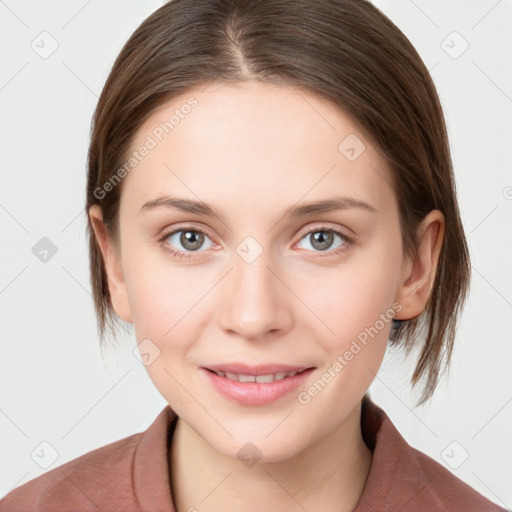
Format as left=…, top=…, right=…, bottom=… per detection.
left=394, top=210, right=445, bottom=320
left=88, top=205, right=133, bottom=323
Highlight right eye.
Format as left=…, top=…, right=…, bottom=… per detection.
left=159, top=227, right=216, bottom=259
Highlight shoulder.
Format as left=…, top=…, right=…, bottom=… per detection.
left=0, top=432, right=143, bottom=512
left=400, top=441, right=508, bottom=511
left=357, top=396, right=509, bottom=512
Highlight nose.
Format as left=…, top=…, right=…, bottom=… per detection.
left=217, top=247, right=293, bottom=341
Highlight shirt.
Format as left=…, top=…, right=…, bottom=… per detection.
left=0, top=394, right=507, bottom=512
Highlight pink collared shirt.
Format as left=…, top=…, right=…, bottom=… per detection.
left=1, top=395, right=507, bottom=511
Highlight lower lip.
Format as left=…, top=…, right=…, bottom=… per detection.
left=200, top=367, right=315, bottom=406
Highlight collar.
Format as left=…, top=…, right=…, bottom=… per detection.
left=132, top=394, right=501, bottom=512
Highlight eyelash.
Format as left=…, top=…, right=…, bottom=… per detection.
left=158, top=225, right=353, bottom=260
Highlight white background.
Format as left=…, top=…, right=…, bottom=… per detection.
left=1, top=0, right=511, bottom=508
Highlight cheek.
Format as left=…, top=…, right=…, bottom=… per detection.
left=293, top=261, right=397, bottom=423
left=122, top=251, right=216, bottom=393
left=122, top=242, right=203, bottom=332
left=295, top=243, right=402, bottom=379
left=123, top=256, right=206, bottom=408
left=305, top=258, right=400, bottom=338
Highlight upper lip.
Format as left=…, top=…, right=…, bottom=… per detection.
left=203, top=363, right=314, bottom=375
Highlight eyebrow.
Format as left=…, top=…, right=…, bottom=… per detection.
left=139, top=194, right=378, bottom=220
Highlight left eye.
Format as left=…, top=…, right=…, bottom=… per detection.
left=297, top=229, right=348, bottom=252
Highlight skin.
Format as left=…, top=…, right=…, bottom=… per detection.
left=89, top=80, right=444, bottom=512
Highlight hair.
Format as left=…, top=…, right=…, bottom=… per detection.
left=85, top=0, right=471, bottom=406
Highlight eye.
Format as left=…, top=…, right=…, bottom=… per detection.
left=296, top=226, right=351, bottom=255
left=159, top=227, right=215, bottom=259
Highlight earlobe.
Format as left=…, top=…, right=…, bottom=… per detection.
left=88, top=205, right=133, bottom=324
left=394, top=210, right=445, bottom=320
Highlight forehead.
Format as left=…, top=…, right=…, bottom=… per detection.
left=120, top=80, right=396, bottom=221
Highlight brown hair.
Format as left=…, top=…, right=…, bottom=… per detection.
left=85, top=0, right=470, bottom=406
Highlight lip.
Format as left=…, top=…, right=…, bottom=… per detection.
left=200, top=364, right=315, bottom=406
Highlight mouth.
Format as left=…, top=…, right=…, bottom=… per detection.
left=200, top=363, right=316, bottom=405
left=204, top=367, right=310, bottom=383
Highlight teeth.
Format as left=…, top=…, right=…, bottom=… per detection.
left=256, top=374, right=274, bottom=383
left=239, top=374, right=256, bottom=383
left=214, top=369, right=306, bottom=382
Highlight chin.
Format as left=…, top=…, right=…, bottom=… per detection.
left=214, top=424, right=312, bottom=465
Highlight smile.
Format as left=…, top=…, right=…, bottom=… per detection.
left=210, top=368, right=308, bottom=383
left=201, top=366, right=315, bottom=406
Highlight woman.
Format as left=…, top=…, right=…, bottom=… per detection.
left=1, top=0, right=506, bottom=511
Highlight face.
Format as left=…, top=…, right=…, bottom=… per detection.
left=91, top=80, right=438, bottom=463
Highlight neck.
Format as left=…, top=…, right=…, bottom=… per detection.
left=169, top=401, right=372, bottom=512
